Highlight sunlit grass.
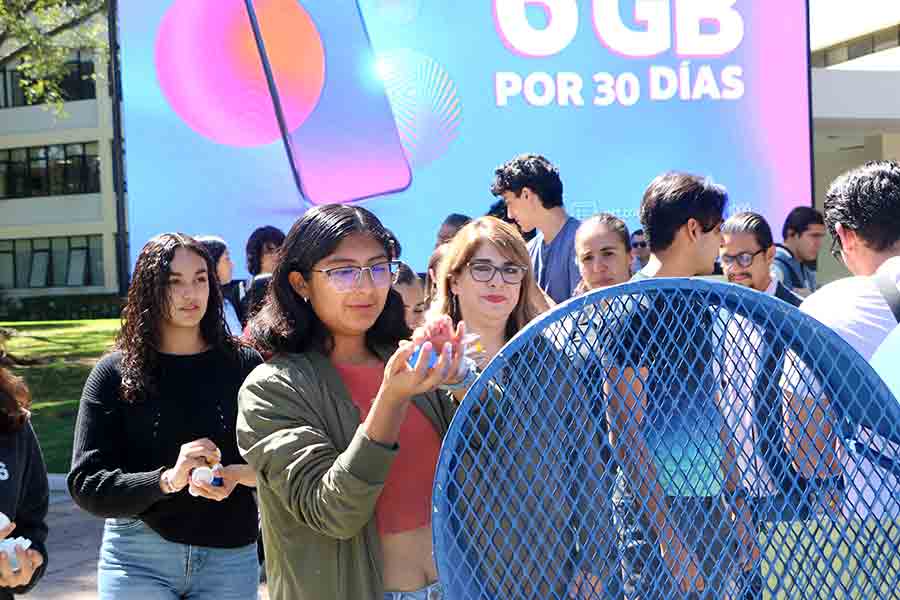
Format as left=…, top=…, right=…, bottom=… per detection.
left=2, top=319, right=119, bottom=472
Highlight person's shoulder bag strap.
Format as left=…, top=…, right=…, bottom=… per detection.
left=875, top=270, right=900, bottom=323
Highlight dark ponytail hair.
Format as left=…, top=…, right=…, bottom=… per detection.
left=579, top=213, right=631, bottom=251
left=248, top=205, right=409, bottom=356
left=195, top=235, right=228, bottom=267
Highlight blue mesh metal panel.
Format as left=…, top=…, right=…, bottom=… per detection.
left=433, top=279, right=900, bottom=600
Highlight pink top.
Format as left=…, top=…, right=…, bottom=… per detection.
left=334, top=362, right=442, bottom=535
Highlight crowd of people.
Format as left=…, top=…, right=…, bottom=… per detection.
left=0, top=155, right=896, bottom=599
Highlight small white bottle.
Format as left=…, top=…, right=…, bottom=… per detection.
left=189, top=464, right=224, bottom=496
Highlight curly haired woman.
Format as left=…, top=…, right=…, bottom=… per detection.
left=68, top=233, right=263, bottom=599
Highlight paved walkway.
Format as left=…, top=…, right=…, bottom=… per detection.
left=29, top=491, right=102, bottom=599
left=30, top=489, right=268, bottom=599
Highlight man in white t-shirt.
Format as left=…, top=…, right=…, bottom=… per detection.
left=765, top=162, right=900, bottom=598
left=792, top=161, right=900, bottom=521
left=801, top=161, right=900, bottom=356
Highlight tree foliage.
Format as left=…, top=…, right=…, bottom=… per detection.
left=0, top=0, right=108, bottom=113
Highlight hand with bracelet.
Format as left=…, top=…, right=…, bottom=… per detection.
left=159, top=438, right=222, bottom=495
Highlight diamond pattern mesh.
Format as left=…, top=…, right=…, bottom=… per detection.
left=432, top=279, right=900, bottom=600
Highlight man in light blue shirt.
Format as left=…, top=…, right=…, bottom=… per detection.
left=491, top=154, right=580, bottom=304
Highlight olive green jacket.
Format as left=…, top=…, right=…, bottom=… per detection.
left=236, top=349, right=457, bottom=600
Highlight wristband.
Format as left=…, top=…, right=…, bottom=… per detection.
left=161, top=469, right=182, bottom=494
left=439, top=357, right=479, bottom=392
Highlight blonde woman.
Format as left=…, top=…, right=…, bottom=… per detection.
left=416, top=216, right=619, bottom=598
left=422, top=216, right=549, bottom=377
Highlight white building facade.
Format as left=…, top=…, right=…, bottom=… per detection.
left=0, top=49, right=124, bottom=317
left=810, top=1, right=900, bottom=283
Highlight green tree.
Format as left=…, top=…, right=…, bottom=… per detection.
left=0, top=0, right=108, bottom=113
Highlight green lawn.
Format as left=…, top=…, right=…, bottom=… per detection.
left=2, top=319, right=119, bottom=473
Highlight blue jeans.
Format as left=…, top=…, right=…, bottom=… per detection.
left=384, top=581, right=443, bottom=600
left=97, top=518, right=258, bottom=599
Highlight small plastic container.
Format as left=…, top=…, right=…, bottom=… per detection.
left=408, top=334, right=481, bottom=373
left=0, top=537, right=32, bottom=571
left=189, top=464, right=224, bottom=496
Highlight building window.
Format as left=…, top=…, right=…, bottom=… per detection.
left=0, top=142, right=101, bottom=199
left=0, top=50, right=96, bottom=109
left=6, top=149, right=28, bottom=197
left=28, top=147, right=48, bottom=197
left=0, top=235, right=105, bottom=289
left=48, top=145, right=66, bottom=195
left=0, top=242, right=13, bottom=289
left=60, top=52, right=97, bottom=102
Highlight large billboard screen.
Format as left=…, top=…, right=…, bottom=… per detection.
left=119, top=0, right=812, bottom=273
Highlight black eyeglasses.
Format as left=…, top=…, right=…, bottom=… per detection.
left=467, top=262, right=527, bottom=284
left=311, top=260, right=399, bottom=292
left=720, top=249, right=765, bottom=268
left=632, top=241, right=648, bottom=249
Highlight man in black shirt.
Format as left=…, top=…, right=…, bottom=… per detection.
left=604, top=173, right=756, bottom=599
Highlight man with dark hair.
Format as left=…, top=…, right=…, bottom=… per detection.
left=243, top=225, right=285, bottom=322
left=720, top=212, right=802, bottom=306
left=486, top=199, right=536, bottom=242
left=630, top=229, right=650, bottom=274
left=801, top=160, right=900, bottom=359
left=774, top=207, right=825, bottom=296
left=634, top=172, right=726, bottom=279
left=781, top=163, right=900, bottom=589
left=491, top=153, right=580, bottom=303
left=718, top=212, right=803, bottom=598
left=604, top=173, right=753, bottom=599
left=435, top=213, right=472, bottom=247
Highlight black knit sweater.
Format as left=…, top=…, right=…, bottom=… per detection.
left=67, top=346, right=262, bottom=548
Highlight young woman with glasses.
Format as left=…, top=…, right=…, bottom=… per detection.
left=419, top=220, right=621, bottom=599
left=68, top=233, right=263, bottom=599
left=237, top=205, right=463, bottom=600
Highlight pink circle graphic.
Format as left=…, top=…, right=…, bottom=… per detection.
left=155, top=0, right=325, bottom=147
left=378, top=50, right=462, bottom=169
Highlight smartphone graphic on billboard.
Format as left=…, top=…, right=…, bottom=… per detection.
left=245, top=0, right=412, bottom=205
